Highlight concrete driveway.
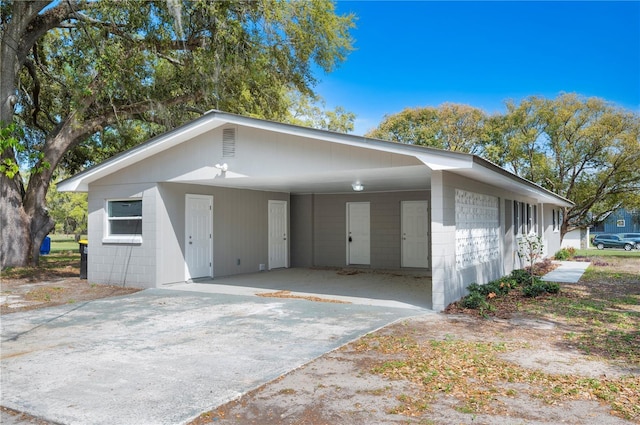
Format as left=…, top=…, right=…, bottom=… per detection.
left=1, top=286, right=428, bottom=425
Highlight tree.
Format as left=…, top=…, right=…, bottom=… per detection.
left=365, top=104, right=489, bottom=155
left=46, top=181, right=87, bottom=237
left=1, top=0, right=355, bottom=267
left=498, top=94, right=640, bottom=239
left=285, top=91, right=355, bottom=133
left=366, top=95, right=640, bottom=241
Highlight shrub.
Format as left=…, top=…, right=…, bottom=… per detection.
left=461, top=292, right=488, bottom=309
left=511, top=269, right=533, bottom=285
left=554, top=248, right=571, bottom=260
left=554, top=247, right=576, bottom=261
left=522, top=281, right=560, bottom=297
left=543, top=281, right=560, bottom=294
left=485, top=278, right=516, bottom=296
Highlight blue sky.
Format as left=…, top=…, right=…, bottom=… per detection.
left=316, top=1, right=640, bottom=135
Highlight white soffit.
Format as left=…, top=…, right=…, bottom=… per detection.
left=57, top=115, right=227, bottom=191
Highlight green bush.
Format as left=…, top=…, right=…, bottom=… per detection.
left=510, top=269, right=532, bottom=285
left=467, top=278, right=516, bottom=298
left=522, top=281, right=560, bottom=297
left=554, top=248, right=571, bottom=260
left=461, top=292, right=488, bottom=309
left=511, top=269, right=544, bottom=287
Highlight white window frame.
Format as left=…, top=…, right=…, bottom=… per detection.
left=103, top=199, right=143, bottom=244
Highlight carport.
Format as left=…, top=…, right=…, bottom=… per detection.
left=58, top=110, right=573, bottom=311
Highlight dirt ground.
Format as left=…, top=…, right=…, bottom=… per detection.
left=195, top=314, right=638, bottom=425
left=1, top=257, right=639, bottom=425
left=0, top=277, right=139, bottom=315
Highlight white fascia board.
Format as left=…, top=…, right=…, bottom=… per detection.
left=57, top=115, right=226, bottom=192
left=469, top=159, right=574, bottom=207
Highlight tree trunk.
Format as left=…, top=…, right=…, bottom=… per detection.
left=0, top=174, right=32, bottom=267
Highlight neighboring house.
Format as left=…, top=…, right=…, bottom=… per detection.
left=58, top=110, right=573, bottom=311
left=591, top=208, right=640, bottom=235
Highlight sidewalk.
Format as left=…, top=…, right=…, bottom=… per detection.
left=541, top=261, right=591, bottom=283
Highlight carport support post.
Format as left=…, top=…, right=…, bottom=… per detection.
left=430, top=171, right=457, bottom=312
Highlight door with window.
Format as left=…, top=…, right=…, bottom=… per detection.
left=346, top=202, right=370, bottom=265
left=185, top=194, right=213, bottom=280
left=268, top=200, right=288, bottom=269
left=401, top=201, right=429, bottom=268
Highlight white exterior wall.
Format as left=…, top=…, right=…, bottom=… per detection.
left=87, top=183, right=158, bottom=288
left=430, top=170, right=561, bottom=311
left=561, top=228, right=587, bottom=250
left=542, top=204, right=562, bottom=256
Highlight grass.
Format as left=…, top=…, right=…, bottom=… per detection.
left=574, top=248, right=640, bottom=258
left=48, top=234, right=85, bottom=254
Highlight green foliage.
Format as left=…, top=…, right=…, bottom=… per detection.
left=366, top=104, right=488, bottom=155
left=554, top=249, right=570, bottom=260
left=554, top=247, right=576, bottom=261
left=2, top=0, right=356, bottom=266
left=10, top=1, right=356, bottom=175
left=46, top=181, right=88, bottom=235
left=284, top=91, right=355, bottom=132
left=522, top=281, right=560, bottom=298
left=0, top=122, right=24, bottom=178
left=461, top=292, right=487, bottom=309
left=510, top=269, right=534, bottom=285
left=366, top=94, right=640, bottom=237
left=461, top=277, right=518, bottom=312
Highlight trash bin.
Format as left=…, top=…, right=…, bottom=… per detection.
left=79, top=239, right=88, bottom=279
left=40, top=236, right=51, bottom=255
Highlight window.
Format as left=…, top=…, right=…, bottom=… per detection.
left=106, top=200, right=142, bottom=241
left=552, top=209, right=558, bottom=232
left=617, top=219, right=625, bottom=227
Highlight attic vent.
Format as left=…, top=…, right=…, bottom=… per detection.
left=222, top=128, right=236, bottom=157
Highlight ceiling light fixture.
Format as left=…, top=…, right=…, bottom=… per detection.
left=352, top=182, right=364, bottom=192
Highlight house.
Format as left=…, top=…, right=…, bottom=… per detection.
left=590, top=208, right=639, bottom=235
left=58, top=110, right=573, bottom=311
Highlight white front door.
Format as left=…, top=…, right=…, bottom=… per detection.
left=402, top=200, right=429, bottom=268
left=347, top=202, right=370, bottom=265
left=185, top=194, right=213, bottom=280
left=268, top=200, right=288, bottom=270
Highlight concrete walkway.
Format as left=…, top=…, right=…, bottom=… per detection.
left=541, top=260, right=591, bottom=283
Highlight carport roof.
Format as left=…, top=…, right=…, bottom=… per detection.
left=57, top=110, right=573, bottom=206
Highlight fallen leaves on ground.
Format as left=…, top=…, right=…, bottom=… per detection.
left=357, top=333, right=640, bottom=421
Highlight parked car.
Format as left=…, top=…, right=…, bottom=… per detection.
left=620, top=233, right=640, bottom=250
left=592, top=234, right=635, bottom=251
